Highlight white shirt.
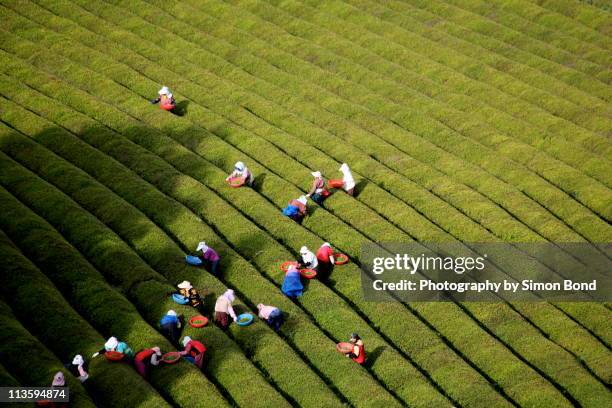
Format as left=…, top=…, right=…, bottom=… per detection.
left=301, top=250, right=318, bottom=269
left=340, top=165, right=355, bottom=191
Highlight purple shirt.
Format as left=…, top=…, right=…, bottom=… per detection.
left=201, top=248, right=220, bottom=262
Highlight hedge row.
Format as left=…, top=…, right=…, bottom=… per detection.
left=0, top=110, right=404, bottom=405
left=1, top=15, right=608, bottom=370
left=0, top=120, right=342, bottom=408
left=345, top=0, right=610, bottom=83
left=0, top=55, right=596, bottom=406
left=2, top=11, right=608, bottom=404
left=0, top=362, right=31, bottom=408
left=410, top=0, right=611, bottom=80
left=0, top=301, right=93, bottom=408
left=0, top=183, right=233, bottom=408
left=0, top=134, right=310, bottom=408
left=2, top=16, right=608, bottom=382
left=0, top=230, right=171, bottom=408
left=178, top=0, right=612, bottom=205
left=40, top=0, right=612, bottom=241
left=295, top=0, right=612, bottom=138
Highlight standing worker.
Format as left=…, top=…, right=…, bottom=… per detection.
left=134, top=347, right=162, bottom=379
left=159, top=310, right=182, bottom=345
left=196, top=242, right=221, bottom=276
left=316, top=242, right=336, bottom=282
left=180, top=336, right=207, bottom=369
left=307, top=171, right=330, bottom=205
left=339, top=163, right=356, bottom=196
left=214, top=289, right=237, bottom=330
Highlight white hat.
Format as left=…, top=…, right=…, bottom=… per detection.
left=167, top=310, right=177, bottom=317
left=152, top=346, right=161, bottom=355
left=311, top=171, right=322, bottom=178
left=196, top=242, right=208, bottom=252
left=52, top=372, right=65, bottom=387
left=235, top=161, right=245, bottom=171
left=177, top=281, right=192, bottom=290
left=105, top=337, right=118, bottom=350
left=297, top=195, right=307, bottom=205
left=223, top=289, right=235, bottom=303
left=321, top=242, right=331, bottom=248
left=300, top=246, right=309, bottom=254
left=182, top=336, right=192, bottom=347
left=158, top=86, right=169, bottom=95
left=72, top=354, right=84, bottom=366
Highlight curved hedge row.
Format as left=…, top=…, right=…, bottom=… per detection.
left=0, top=230, right=171, bottom=408
left=0, top=64, right=594, bottom=407
left=0, top=35, right=604, bottom=404
left=0, top=167, right=233, bottom=408
left=0, top=299, right=96, bottom=408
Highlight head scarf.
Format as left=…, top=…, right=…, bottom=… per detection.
left=350, top=333, right=360, bottom=343
left=311, top=171, right=322, bottom=178
left=52, top=372, right=65, bottom=387
left=105, top=336, right=118, bottom=350
left=297, top=195, right=307, bottom=205
left=72, top=355, right=84, bottom=366
left=196, top=242, right=208, bottom=252
left=151, top=347, right=161, bottom=355
left=223, top=289, right=235, bottom=303
left=235, top=161, right=245, bottom=171
left=167, top=310, right=177, bottom=317
left=182, top=336, right=192, bottom=347
left=300, top=246, right=309, bottom=255
left=177, top=281, right=192, bottom=290
left=158, top=86, right=169, bottom=95
left=321, top=242, right=331, bottom=248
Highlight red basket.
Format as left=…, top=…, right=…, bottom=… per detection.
left=160, top=103, right=175, bottom=111
left=105, top=351, right=125, bottom=361
left=334, top=253, right=349, bottom=265
left=226, top=177, right=245, bottom=188
left=280, top=261, right=298, bottom=272
left=327, top=179, right=344, bottom=189
left=161, top=352, right=182, bottom=364
left=299, top=268, right=317, bottom=279
left=336, top=342, right=354, bottom=354
left=189, top=315, right=209, bottom=328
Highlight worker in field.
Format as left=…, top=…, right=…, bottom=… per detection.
left=298, top=246, right=318, bottom=271
left=214, top=289, right=237, bottom=330
left=339, top=163, right=355, bottom=196
left=159, top=310, right=182, bottom=345
left=134, top=347, right=162, bottom=379
left=346, top=333, right=366, bottom=365
left=316, top=242, right=335, bottom=282
left=307, top=171, right=330, bottom=205
left=226, top=161, right=254, bottom=187
left=150, top=86, right=176, bottom=111
left=67, top=354, right=89, bottom=383
left=257, top=303, right=284, bottom=332
left=196, top=241, right=221, bottom=276
left=92, top=336, right=134, bottom=360
left=180, top=336, right=207, bottom=369
left=175, top=281, right=205, bottom=313
left=282, top=195, right=308, bottom=223
left=282, top=264, right=303, bottom=298
left=51, top=371, right=65, bottom=387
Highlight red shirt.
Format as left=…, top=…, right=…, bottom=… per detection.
left=316, top=246, right=334, bottom=263
left=352, top=343, right=366, bottom=365
left=135, top=349, right=156, bottom=363
left=185, top=340, right=206, bottom=357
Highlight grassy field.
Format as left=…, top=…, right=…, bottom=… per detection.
left=0, top=0, right=610, bottom=406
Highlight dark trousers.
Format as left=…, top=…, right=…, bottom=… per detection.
left=317, top=262, right=334, bottom=282
left=266, top=309, right=283, bottom=331
left=204, top=259, right=220, bottom=276
left=160, top=322, right=182, bottom=345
